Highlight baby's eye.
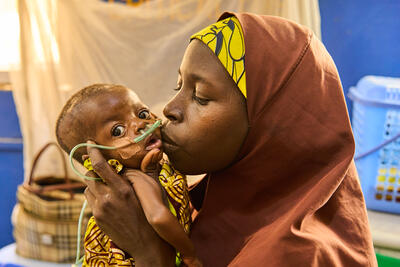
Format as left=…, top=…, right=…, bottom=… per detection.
left=138, top=110, right=150, bottom=119
left=111, top=125, right=125, bottom=137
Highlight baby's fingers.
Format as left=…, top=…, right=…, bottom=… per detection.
left=140, top=148, right=161, bottom=172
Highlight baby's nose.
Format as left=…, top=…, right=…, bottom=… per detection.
left=134, top=120, right=147, bottom=135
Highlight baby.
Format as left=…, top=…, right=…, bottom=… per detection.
left=55, top=84, right=200, bottom=266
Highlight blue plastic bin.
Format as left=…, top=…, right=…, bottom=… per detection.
left=349, top=76, right=400, bottom=214
left=0, top=90, right=23, bottom=248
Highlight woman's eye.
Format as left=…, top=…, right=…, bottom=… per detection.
left=111, top=125, right=125, bottom=137
left=192, top=93, right=210, bottom=105
left=138, top=110, right=150, bottom=119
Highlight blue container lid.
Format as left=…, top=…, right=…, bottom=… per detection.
left=349, top=76, right=400, bottom=107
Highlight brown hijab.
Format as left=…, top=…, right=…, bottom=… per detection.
left=189, top=12, right=377, bottom=267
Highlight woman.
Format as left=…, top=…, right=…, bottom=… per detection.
left=84, top=12, right=377, bottom=266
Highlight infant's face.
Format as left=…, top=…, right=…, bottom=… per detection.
left=86, top=87, right=162, bottom=168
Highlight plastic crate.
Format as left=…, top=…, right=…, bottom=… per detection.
left=0, top=90, right=23, bottom=247
left=349, top=76, right=400, bottom=214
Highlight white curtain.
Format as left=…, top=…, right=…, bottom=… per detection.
left=10, top=0, right=321, bottom=180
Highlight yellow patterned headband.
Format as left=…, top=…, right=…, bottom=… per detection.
left=191, top=16, right=247, bottom=98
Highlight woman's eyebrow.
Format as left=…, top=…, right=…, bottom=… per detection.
left=178, top=68, right=211, bottom=86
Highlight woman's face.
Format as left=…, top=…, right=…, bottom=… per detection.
left=162, top=40, right=249, bottom=175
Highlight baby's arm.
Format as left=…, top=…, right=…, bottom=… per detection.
left=124, top=168, right=201, bottom=266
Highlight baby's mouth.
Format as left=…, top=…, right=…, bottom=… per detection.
left=145, top=134, right=162, bottom=151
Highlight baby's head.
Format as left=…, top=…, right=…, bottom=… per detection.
left=56, top=84, right=162, bottom=169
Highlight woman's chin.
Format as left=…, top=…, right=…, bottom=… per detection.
left=162, top=142, right=179, bottom=154
left=167, top=155, right=206, bottom=175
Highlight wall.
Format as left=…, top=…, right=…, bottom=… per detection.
left=319, top=0, right=400, bottom=116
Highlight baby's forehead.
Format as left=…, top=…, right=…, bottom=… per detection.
left=124, top=88, right=144, bottom=106
left=90, top=87, right=144, bottom=108
left=78, top=87, right=146, bottom=122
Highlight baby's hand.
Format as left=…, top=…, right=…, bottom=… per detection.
left=140, top=148, right=163, bottom=178
left=124, top=168, right=161, bottom=191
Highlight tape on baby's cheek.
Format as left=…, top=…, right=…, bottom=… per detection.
left=117, top=145, right=142, bottom=159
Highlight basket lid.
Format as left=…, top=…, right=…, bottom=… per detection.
left=349, top=76, right=400, bottom=107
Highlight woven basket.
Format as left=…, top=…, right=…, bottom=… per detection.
left=12, top=142, right=90, bottom=263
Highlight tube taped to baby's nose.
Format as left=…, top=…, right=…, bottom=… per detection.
left=134, top=120, right=161, bottom=143
left=139, top=123, right=152, bottom=134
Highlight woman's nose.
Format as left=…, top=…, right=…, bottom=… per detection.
left=163, top=98, right=183, bottom=123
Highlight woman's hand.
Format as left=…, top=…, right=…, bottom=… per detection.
left=84, top=141, right=175, bottom=266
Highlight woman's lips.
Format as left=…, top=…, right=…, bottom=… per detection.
left=161, top=130, right=179, bottom=152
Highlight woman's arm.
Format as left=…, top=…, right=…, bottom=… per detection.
left=84, top=141, right=175, bottom=266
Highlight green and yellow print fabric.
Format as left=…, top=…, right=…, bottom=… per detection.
left=191, top=16, right=247, bottom=98
left=158, top=162, right=191, bottom=234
